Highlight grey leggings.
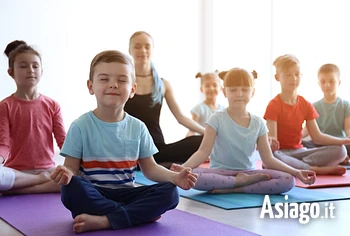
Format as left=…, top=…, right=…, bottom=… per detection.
left=302, top=140, right=350, bottom=156
left=273, top=145, right=346, bottom=170
left=192, top=167, right=295, bottom=194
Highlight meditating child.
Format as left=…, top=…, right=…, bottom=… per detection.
left=0, top=40, right=66, bottom=194
left=172, top=67, right=315, bottom=194
left=51, top=50, right=197, bottom=234
left=302, top=63, right=350, bottom=165
left=186, top=71, right=225, bottom=137
left=265, top=54, right=350, bottom=176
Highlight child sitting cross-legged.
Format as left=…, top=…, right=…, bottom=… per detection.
left=171, top=67, right=315, bottom=194
left=50, top=50, right=198, bottom=234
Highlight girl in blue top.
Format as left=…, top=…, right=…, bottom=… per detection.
left=186, top=71, right=225, bottom=137
left=172, top=67, right=315, bottom=194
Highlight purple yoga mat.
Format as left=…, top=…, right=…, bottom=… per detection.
left=0, top=193, right=259, bottom=236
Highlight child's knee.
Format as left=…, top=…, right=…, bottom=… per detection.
left=0, top=166, right=15, bottom=191
left=278, top=173, right=295, bottom=193
left=285, top=174, right=296, bottom=192
left=61, top=176, right=86, bottom=203
left=161, top=182, right=179, bottom=206
left=339, top=145, right=347, bottom=160
left=167, top=182, right=179, bottom=202
left=272, top=150, right=284, bottom=159
left=331, top=145, right=347, bottom=165
left=62, top=176, right=80, bottom=190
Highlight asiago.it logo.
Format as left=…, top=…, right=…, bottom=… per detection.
left=260, top=195, right=335, bottom=224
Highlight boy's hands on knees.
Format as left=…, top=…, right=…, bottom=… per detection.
left=50, top=165, right=73, bottom=185
left=295, top=170, right=316, bottom=185
left=268, top=137, right=280, bottom=152
left=174, top=168, right=198, bottom=190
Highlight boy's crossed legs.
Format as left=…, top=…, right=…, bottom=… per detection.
left=61, top=176, right=179, bottom=233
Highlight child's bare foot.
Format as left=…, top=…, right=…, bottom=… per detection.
left=339, top=156, right=349, bottom=165
left=235, top=172, right=270, bottom=187
left=209, top=173, right=270, bottom=194
left=73, top=214, right=110, bottom=233
left=150, top=215, right=162, bottom=222
left=311, top=165, right=346, bottom=176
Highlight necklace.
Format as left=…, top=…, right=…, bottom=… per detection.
left=136, top=74, right=152, bottom=77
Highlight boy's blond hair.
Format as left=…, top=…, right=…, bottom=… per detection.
left=273, top=54, right=300, bottom=73
left=318, top=63, right=340, bottom=78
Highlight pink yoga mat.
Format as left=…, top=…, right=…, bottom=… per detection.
left=0, top=193, right=259, bottom=236
left=255, top=160, right=350, bottom=188
left=295, top=173, right=350, bottom=188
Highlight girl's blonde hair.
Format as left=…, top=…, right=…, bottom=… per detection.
left=89, top=50, right=135, bottom=82
left=218, top=68, right=258, bottom=87
left=273, top=54, right=300, bottom=73
left=195, top=70, right=220, bottom=85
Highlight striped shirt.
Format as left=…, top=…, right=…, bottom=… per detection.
left=60, top=111, right=158, bottom=189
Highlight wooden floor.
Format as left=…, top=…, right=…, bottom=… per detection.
left=1, top=155, right=349, bottom=236
left=0, top=218, right=23, bottom=236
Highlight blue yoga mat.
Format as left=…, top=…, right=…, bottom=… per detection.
left=135, top=171, right=350, bottom=210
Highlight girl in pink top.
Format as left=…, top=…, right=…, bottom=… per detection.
left=0, top=40, right=66, bottom=194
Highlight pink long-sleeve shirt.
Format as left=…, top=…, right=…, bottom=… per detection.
left=0, top=94, right=66, bottom=170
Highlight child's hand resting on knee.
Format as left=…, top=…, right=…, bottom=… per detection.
left=294, top=170, right=316, bottom=185
left=50, top=165, right=74, bottom=185
left=174, top=168, right=198, bottom=190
